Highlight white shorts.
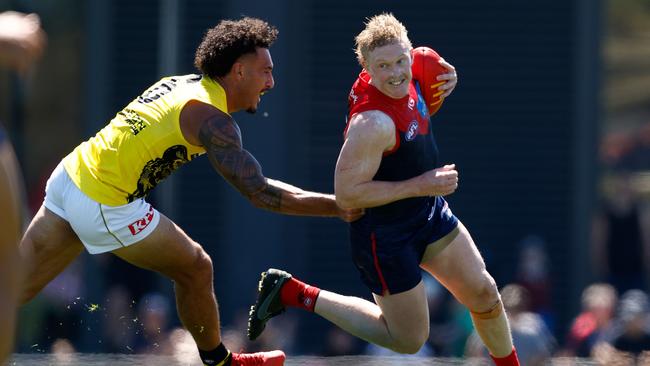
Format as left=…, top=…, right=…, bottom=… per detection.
left=43, top=163, right=161, bottom=254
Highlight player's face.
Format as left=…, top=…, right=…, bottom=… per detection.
left=366, top=42, right=412, bottom=99
left=239, top=48, right=275, bottom=114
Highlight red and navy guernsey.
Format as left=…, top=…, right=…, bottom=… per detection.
left=346, top=70, right=439, bottom=224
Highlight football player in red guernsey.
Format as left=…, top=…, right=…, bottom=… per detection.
left=248, top=13, right=520, bottom=366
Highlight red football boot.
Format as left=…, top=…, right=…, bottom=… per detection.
left=229, top=350, right=285, bottom=366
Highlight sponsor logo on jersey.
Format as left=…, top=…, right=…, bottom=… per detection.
left=118, top=108, right=147, bottom=135
left=408, top=98, right=415, bottom=110
left=405, top=120, right=419, bottom=141
left=128, top=205, right=155, bottom=235
left=349, top=89, right=358, bottom=104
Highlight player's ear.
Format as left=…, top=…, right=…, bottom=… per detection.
left=231, top=62, right=245, bottom=79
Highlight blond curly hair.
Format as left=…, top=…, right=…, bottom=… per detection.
left=354, top=13, right=412, bottom=67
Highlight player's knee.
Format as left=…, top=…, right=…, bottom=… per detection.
left=175, top=245, right=213, bottom=287
left=191, top=248, right=213, bottom=284
left=467, top=271, right=500, bottom=311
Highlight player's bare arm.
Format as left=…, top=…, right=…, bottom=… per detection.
left=197, top=109, right=358, bottom=220
left=335, top=110, right=458, bottom=209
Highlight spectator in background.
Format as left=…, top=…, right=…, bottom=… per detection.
left=609, top=290, right=650, bottom=358
left=465, top=284, right=555, bottom=366
left=514, top=236, right=553, bottom=330
left=592, top=173, right=650, bottom=294
left=563, top=283, right=618, bottom=358
left=591, top=289, right=650, bottom=365
left=134, top=292, right=173, bottom=354
left=0, top=10, right=46, bottom=363
left=102, top=285, right=137, bottom=353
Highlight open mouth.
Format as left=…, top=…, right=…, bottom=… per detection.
left=257, top=90, right=268, bottom=103
left=388, top=79, right=405, bottom=87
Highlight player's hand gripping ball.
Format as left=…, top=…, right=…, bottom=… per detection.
left=411, top=46, right=447, bottom=116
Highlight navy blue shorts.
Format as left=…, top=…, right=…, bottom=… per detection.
left=349, top=196, right=459, bottom=295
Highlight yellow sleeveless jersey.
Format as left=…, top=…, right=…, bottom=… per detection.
left=63, top=74, right=227, bottom=206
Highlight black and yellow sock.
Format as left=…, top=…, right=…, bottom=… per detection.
left=199, top=343, right=231, bottom=366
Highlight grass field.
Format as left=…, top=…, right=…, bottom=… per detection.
left=8, top=354, right=601, bottom=365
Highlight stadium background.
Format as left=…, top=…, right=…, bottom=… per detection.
left=2, top=0, right=650, bottom=360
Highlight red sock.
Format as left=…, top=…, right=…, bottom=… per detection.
left=280, top=277, right=320, bottom=312
left=490, top=347, right=520, bottom=366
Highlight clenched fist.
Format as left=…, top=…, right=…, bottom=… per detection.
left=418, top=164, right=458, bottom=197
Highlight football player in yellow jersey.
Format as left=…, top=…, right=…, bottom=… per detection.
left=0, top=10, right=46, bottom=364
left=18, top=17, right=360, bottom=366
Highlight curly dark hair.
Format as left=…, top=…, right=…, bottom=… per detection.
left=194, top=17, right=278, bottom=79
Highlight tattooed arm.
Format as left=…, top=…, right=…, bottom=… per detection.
left=198, top=109, right=355, bottom=219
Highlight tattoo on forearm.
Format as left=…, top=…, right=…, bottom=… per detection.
left=255, top=184, right=282, bottom=210
left=198, top=114, right=283, bottom=211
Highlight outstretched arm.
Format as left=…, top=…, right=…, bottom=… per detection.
left=198, top=109, right=354, bottom=219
